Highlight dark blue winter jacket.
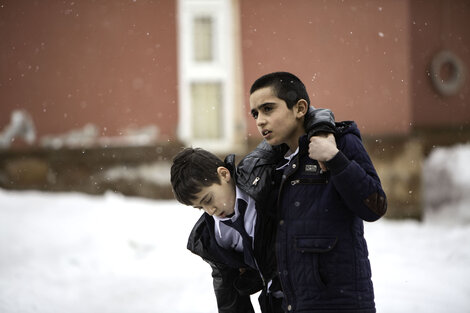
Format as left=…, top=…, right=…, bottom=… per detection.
left=237, top=121, right=387, bottom=313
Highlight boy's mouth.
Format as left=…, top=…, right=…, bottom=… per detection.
left=262, top=129, right=272, bottom=137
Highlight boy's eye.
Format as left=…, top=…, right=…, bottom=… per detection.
left=251, top=110, right=258, bottom=119
left=263, top=106, right=272, bottom=112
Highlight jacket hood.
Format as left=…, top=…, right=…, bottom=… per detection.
left=335, top=121, right=362, bottom=141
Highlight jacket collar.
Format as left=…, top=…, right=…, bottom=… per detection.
left=187, top=212, right=246, bottom=268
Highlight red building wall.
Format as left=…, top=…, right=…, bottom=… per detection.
left=2, top=0, right=467, bottom=148
left=239, top=0, right=413, bottom=138
left=0, top=0, right=178, bottom=142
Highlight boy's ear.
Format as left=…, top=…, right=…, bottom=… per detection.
left=294, top=99, right=308, bottom=118
left=217, top=166, right=231, bottom=182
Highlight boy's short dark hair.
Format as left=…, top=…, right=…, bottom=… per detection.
left=170, top=147, right=225, bottom=205
left=249, top=71, right=311, bottom=109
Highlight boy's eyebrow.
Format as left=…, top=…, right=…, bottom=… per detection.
left=251, top=102, right=276, bottom=114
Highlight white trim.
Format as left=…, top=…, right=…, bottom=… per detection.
left=177, top=0, right=235, bottom=152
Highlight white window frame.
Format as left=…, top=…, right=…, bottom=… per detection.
left=177, top=0, right=235, bottom=152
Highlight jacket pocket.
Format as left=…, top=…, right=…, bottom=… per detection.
left=293, top=236, right=337, bottom=290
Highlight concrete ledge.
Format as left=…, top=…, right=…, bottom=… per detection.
left=0, top=142, right=185, bottom=199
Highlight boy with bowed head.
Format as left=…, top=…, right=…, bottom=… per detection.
left=171, top=147, right=279, bottom=313
left=239, top=71, right=387, bottom=313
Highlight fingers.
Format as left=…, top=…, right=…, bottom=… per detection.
left=308, top=133, right=339, bottom=163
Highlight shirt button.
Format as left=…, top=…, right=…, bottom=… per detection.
left=287, top=304, right=292, bottom=311
left=292, top=164, right=296, bottom=168
left=279, top=220, right=284, bottom=226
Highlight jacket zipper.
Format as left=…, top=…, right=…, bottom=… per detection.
left=275, top=164, right=298, bottom=310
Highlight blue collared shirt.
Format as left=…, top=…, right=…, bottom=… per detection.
left=213, top=186, right=257, bottom=252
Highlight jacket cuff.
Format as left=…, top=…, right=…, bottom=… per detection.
left=325, top=151, right=350, bottom=175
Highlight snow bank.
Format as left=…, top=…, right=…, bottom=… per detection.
left=0, top=189, right=469, bottom=313
left=0, top=110, right=36, bottom=148
left=0, top=190, right=212, bottom=313
left=423, top=143, right=470, bottom=224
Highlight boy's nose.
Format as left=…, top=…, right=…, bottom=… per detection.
left=256, top=115, right=266, bottom=127
left=206, top=206, right=216, bottom=215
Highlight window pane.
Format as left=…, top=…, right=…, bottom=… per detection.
left=193, top=16, right=213, bottom=62
left=191, top=82, right=222, bottom=139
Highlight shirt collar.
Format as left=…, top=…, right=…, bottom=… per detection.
left=213, top=186, right=247, bottom=237
left=276, top=146, right=299, bottom=170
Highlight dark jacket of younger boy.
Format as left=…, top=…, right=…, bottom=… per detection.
left=187, top=154, right=281, bottom=313
left=237, top=121, right=387, bottom=313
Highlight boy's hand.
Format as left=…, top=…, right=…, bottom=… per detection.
left=308, top=133, right=339, bottom=171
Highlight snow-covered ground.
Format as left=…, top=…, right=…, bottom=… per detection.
left=1, top=190, right=469, bottom=313
left=1, top=144, right=470, bottom=313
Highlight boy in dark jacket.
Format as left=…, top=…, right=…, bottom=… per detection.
left=171, top=147, right=277, bottom=313
left=242, top=71, right=387, bottom=313
left=170, top=107, right=336, bottom=313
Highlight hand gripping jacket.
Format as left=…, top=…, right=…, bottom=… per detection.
left=186, top=108, right=337, bottom=313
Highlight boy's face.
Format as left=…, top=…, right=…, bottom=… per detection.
left=249, top=86, right=307, bottom=151
left=190, top=167, right=235, bottom=219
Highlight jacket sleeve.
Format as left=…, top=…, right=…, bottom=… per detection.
left=207, top=261, right=256, bottom=313
left=188, top=216, right=256, bottom=313
left=304, top=107, right=336, bottom=138
left=325, top=133, right=387, bottom=221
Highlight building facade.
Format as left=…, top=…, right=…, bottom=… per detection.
left=1, top=0, right=469, bottom=216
